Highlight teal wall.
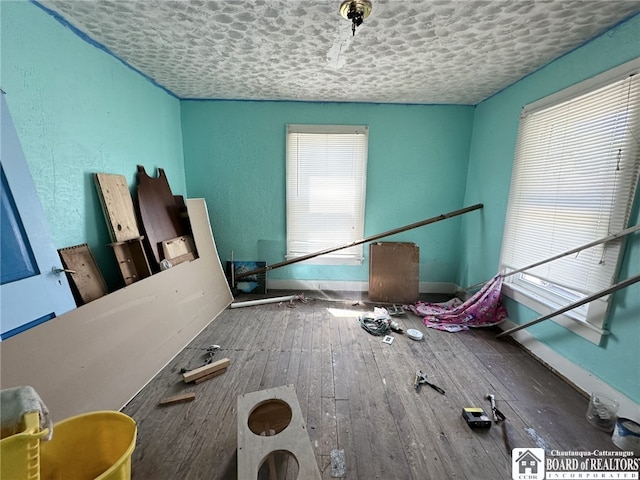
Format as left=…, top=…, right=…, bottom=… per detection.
left=2, top=0, right=638, bottom=401
left=461, top=14, right=640, bottom=402
left=0, top=0, right=185, bottom=288
left=181, top=101, right=474, bottom=282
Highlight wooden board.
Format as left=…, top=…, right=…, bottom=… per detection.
left=158, top=392, right=196, bottom=406
left=162, top=235, right=197, bottom=265
left=237, top=385, right=321, bottom=480
left=110, top=238, right=152, bottom=285
left=58, top=243, right=108, bottom=305
left=368, top=242, right=419, bottom=303
left=94, top=173, right=140, bottom=242
left=193, top=367, right=227, bottom=384
left=136, top=165, right=185, bottom=267
left=182, top=357, right=230, bottom=383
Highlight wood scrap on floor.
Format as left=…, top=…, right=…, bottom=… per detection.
left=193, top=368, right=227, bottom=385
left=158, top=392, right=196, bottom=406
left=182, top=357, right=230, bottom=383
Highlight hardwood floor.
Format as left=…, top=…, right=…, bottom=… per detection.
left=122, top=292, right=614, bottom=479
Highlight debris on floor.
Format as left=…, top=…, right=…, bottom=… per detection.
left=183, top=357, right=230, bottom=384
left=330, top=449, right=346, bottom=478
left=158, top=392, right=196, bottom=406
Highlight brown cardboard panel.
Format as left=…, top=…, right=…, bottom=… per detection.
left=369, top=242, right=419, bottom=303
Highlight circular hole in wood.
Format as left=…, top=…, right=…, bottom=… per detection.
left=247, top=399, right=293, bottom=436
left=257, top=450, right=299, bottom=480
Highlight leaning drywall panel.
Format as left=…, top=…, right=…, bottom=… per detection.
left=0, top=198, right=233, bottom=421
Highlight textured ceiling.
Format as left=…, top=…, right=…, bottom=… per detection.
left=39, top=0, right=640, bottom=105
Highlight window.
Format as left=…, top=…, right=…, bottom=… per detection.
left=286, top=124, right=368, bottom=265
left=500, top=59, right=640, bottom=343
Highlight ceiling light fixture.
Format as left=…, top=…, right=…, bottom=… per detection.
left=340, top=0, right=372, bottom=36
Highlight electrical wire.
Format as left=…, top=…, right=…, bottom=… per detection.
left=358, top=314, right=390, bottom=336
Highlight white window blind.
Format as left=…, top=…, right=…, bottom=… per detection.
left=286, top=124, right=368, bottom=264
left=500, top=60, right=640, bottom=330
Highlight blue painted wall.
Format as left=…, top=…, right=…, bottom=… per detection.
left=1, top=0, right=185, bottom=288
left=461, top=14, right=640, bottom=402
left=181, top=101, right=474, bottom=283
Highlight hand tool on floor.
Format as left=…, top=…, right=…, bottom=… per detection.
left=462, top=407, right=492, bottom=428
left=485, top=393, right=511, bottom=452
left=485, top=394, right=506, bottom=422
left=414, top=370, right=445, bottom=394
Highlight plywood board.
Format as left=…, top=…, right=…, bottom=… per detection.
left=237, top=385, right=321, bottom=480
left=1, top=199, right=233, bottom=421
left=182, top=357, right=230, bottom=383
left=162, top=235, right=197, bottom=264
left=369, top=242, right=419, bottom=303
left=94, top=173, right=140, bottom=242
left=58, top=244, right=108, bottom=305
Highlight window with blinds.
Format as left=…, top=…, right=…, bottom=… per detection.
left=286, top=124, right=368, bottom=265
left=500, top=59, right=640, bottom=338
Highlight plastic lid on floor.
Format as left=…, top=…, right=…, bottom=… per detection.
left=407, top=329, right=424, bottom=341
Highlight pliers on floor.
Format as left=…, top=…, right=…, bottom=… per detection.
left=414, top=370, right=445, bottom=395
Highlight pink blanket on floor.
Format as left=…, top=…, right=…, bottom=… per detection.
left=409, top=275, right=507, bottom=332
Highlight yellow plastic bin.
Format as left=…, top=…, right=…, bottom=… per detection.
left=39, top=411, right=137, bottom=480
left=1, top=411, right=48, bottom=480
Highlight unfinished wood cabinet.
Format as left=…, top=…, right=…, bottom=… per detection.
left=109, top=237, right=152, bottom=285
left=94, top=173, right=152, bottom=284
left=369, top=241, right=419, bottom=303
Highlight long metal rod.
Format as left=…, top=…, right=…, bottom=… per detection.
left=496, top=273, right=640, bottom=338
left=465, top=224, right=640, bottom=291
left=234, top=203, right=484, bottom=279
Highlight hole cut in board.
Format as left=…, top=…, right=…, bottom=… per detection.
left=248, top=399, right=293, bottom=436
left=257, top=449, right=299, bottom=480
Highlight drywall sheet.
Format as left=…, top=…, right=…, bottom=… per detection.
left=0, top=199, right=233, bottom=421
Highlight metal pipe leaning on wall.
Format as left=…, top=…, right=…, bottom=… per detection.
left=465, top=224, right=640, bottom=292
left=496, top=273, right=640, bottom=338
left=234, top=203, right=484, bottom=280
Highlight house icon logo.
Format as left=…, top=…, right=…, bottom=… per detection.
left=512, top=448, right=545, bottom=480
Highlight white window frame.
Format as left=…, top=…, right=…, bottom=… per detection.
left=500, top=59, right=640, bottom=345
left=286, top=124, right=368, bottom=266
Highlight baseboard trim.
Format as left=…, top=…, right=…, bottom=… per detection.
left=500, top=319, right=639, bottom=423
left=266, top=279, right=458, bottom=295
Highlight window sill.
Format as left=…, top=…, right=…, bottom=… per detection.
left=284, top=255, right=364, bottom=266
left=502, top=283, right=608, bottom=346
